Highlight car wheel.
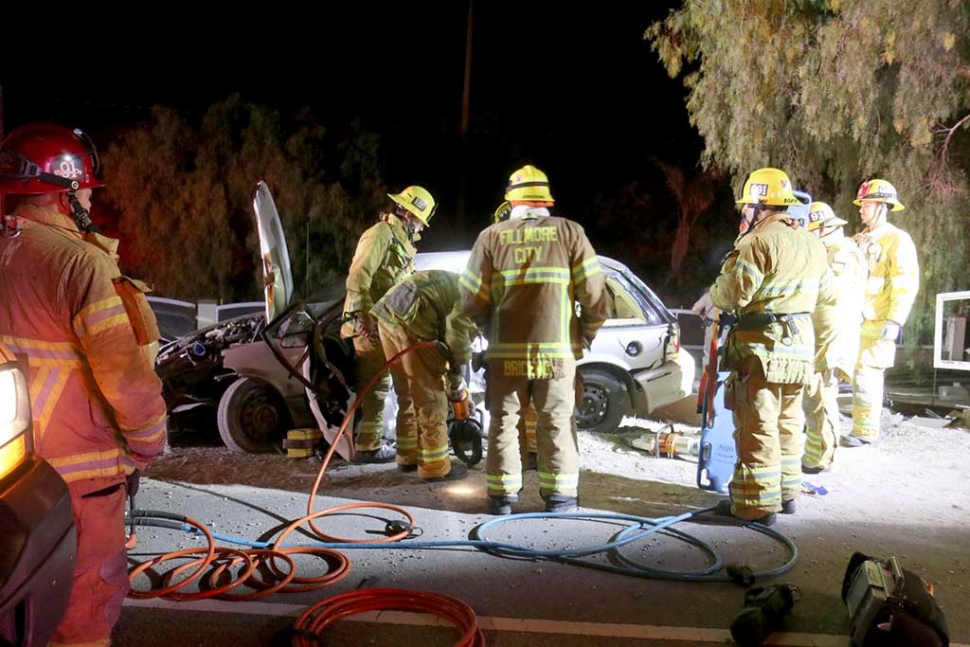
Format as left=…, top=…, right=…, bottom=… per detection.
left=217, top=377, right=290, bottom=453
left=576, top=369, right=626, bottom=433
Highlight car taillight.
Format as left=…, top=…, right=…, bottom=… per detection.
left=0, top=361, right=32, bottom=480
left=663, top=322, right=681, bottom=363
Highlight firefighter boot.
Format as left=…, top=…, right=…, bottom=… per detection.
left=544, top=494, right=579, bottom=513
left=487, top=494, right=518, bottom=515
left=713, top=499, right=777, bottom=527
left=353, top=445, right=397, bottom=464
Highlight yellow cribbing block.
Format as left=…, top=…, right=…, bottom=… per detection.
left=284, top=428, right=323, bottom=458
left=287, top=428, right=323, bottom=441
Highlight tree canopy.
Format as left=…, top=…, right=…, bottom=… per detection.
left=646, top=0, right=970, bottom=345
left=100, top=96, right=387, bottom=303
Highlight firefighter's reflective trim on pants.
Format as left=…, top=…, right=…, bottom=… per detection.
left=780, top=453, right=802, bottom=493
left=729, top=357, right=805, bottom=519
left=730, top=463, right=783, bottom=509
left=356, top=420, right=385, bottom=451
left=486, top=472, right=523, bottom=497
left=419, top=443, right=450, bottom=464
left=803, top=370, right=840, bottom=469
left=396, top=434, right=418, bottom=454
left=352, top=333, right=390, bottom=452
left=852, top=366, right=883, bottom=441
left=522, top=408, right=538, bottom=454
left=538, top=470, right=578, bottom=493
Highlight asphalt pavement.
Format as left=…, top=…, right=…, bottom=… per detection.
left=113, top=470, right=969, bottom=647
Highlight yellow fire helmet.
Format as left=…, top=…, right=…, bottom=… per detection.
left=492, top=200, right=512, bottom=224
left=505, top=165, right=554, bottom=205
left=735, top=167, right=801, bottom=207
left=853, top=179, right=905, bottom=211
left=806, top=201, right=849, bottom=232
left=388, top=185, right=437, bottom=226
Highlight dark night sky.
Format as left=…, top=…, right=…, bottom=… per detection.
left=0, top=3, right=707, bottom=263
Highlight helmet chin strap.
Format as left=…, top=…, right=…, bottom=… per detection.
left=864, top=203, right=888, bottom=232
left=66, top=191, right=101, bottom=234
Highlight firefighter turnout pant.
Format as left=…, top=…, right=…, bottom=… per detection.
left=802, top=369, right=841, bottom=470
left=51, top=482, right=129, bottom=647
left=851, top=326, right=896, bottom=442
left=378, top=322, right=452, bottom=478
left=486, top=362, right=579, bottom=500
left=729, top=357, right=805, bottom=520
left=352, top=332, right=391, bottom=452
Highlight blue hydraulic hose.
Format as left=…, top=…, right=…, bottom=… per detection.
left=128, top=508, right=797, bottom=582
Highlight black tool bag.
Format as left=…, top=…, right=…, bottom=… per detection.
left=841, top=551, right=949, bottom=647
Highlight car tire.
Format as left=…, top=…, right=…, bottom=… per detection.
left=217, top=377, right=291, bottom=453
left=576, top=368, right=626, bottom=434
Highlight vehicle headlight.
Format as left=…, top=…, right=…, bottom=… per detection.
left=0, top=363, right=31, bottom=479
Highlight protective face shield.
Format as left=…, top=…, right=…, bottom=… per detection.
left=505, top=165, right=554, bottom=205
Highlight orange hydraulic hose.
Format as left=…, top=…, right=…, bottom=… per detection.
left=301, top=340, right=439, bottom=543
left=293, top=588, right=486, bottom=647
left=129, top=339, right=487, bottom=645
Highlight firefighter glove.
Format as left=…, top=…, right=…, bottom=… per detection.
left=881, top=321, right=901, bottom=342
left=354, top=312, right=379, bottom=341
left=447, top=373, right=467, bottom=400
left=126, top=469, right=141, bottom=498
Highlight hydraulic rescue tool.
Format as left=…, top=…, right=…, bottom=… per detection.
left=631, top=423, right=700, bottom=459
left=446, top=371, right=484, bottom=467
left=696, top=310, right=737, bottom=494
left=842, top=552, right=949, bottom=647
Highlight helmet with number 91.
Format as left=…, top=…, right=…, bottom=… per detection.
left=735, top=167, right=800, bottom=207
left=0, top=123, right=104, bottom=195
left=806, top=201, right=848, bottom=233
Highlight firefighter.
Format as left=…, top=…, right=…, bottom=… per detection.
left=843, top=180, right=919, bottom=447
left=342, top=185, right=436, bottom=463
left=0, top=123, right=168, bottom=646
left=371, top=269, right=478, bottom=480
left=457, top=165, right=608, bottom=514
left=802, top=202, right=867, bottom=472
left=492, top=200, right=538, bottom=470
left=709, top=167, right=834, bottom=525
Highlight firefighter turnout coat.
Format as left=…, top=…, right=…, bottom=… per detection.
left=803, top=230, right=867, bottom=470
left=850, top=221, right=920, bottom=441
left=372, top=270, right=477, bottom=478
left=341, top=212, right=417, bottom=451
left=0, top=204, right=167, bottom=646
left=458, top=209, right=607, bottom=500
left=710, top=212, right=835, bottom=519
